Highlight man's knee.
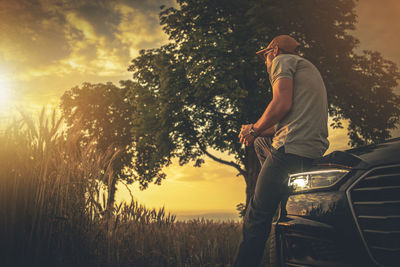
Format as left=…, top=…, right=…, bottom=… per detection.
left=254, top=137, right=271, bottom=157
left=254, top=137, right=265, bottom=151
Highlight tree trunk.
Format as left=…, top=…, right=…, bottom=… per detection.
left=242, top=145, right=261, bottom=214
left=202, top=146, right=261, bottom=217
left=106, top=174, right=117, bottom=214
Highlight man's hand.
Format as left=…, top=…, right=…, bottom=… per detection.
left=239, top=124, right=255, bottom=146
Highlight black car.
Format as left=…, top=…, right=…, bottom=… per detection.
left=268, top=137, right=400, bottom=267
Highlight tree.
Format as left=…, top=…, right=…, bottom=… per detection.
left=87, top=1, right=395, bottom=216
left=127, top=0, right=400, bottom=213
left=60, top=82, right=168, bottom=211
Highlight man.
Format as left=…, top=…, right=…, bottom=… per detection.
left=234, top=35, right=329, bottom=266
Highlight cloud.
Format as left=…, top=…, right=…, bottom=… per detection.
left=0, top=0, right=174, bottom=81
left=354, top=0, right=400, bottom=66
left=0, top=0, right=176, bottom=108
left=0, top=0, right=70, bottom=67
left=114, top=3, right=169, bottom=59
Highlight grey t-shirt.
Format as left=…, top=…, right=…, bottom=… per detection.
left=269, top=54, right=329, bottom=159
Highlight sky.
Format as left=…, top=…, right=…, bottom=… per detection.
left=1, top=0, right=399, bottom=220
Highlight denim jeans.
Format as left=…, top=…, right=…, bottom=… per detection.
left=233, top=137, right=313, bottom=267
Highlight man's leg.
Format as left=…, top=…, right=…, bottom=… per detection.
left=234, top=147, right=312, bottom=267
left=253, top=137, right=272, bottom=165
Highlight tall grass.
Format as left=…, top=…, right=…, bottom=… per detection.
left=0, top=108, right=247, bottom=267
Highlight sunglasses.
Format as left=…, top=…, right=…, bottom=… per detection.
left=256, top=47, right=274, bottom=60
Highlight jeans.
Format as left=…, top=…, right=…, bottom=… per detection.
left=233, top=137, right=313, bottom=267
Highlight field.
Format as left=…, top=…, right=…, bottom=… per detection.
left=0, top=110, right=271, bottom=267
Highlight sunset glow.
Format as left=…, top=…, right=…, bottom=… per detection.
left=2, top=1, right=400, bottom=266
left=0, top=0, right=399, bottom=220
left=0, top=77, right=11, bottom=109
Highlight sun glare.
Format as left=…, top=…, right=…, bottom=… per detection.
left=0, top=77, right=12, bottom=109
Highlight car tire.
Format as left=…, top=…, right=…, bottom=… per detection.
left=268, top=226, right=280, bottom=267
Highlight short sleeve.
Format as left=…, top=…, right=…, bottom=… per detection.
left=269, top=55, right=297, bottom=86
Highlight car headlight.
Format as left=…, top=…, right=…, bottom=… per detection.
left=288, top=169, right=349, bottom=192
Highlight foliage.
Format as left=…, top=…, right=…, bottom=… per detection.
left=61, top=83, right=134, bottom=181
left=60, top=82, right=174, bottom=193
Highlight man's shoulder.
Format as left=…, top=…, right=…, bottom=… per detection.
left=272, top=54, right=301, bottom=66
left=275, top=53, right=302, bottom=60
left=274, top=54, right=314, bottom=63
left=276, top=54, right=319, bottom=72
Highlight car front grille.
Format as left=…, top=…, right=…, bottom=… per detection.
left=347, top=165, right=400, bottom=267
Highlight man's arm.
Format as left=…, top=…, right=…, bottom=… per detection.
left=238, top=124, right=274, bottom=146
left=259, top=126, right=275, bottom=136
left=239, top=77, right=292, bottom=146
left=253, top=78, right=293, bottom=134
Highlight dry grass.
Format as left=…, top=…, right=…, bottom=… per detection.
left=0, top=108, right=244, bottom=267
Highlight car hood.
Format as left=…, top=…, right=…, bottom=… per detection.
left=313, top=137, right=400, bottom=169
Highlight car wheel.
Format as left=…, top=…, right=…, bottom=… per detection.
left=268, top=226, right=280, bottom=267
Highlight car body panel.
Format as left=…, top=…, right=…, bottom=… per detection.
left=313, top=137, right=400, bottom=170
left=275, top=138, right=400, bottom=267
left=345, top=137, right=400, bottom=167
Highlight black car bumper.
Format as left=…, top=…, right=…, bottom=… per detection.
left=276, top=165, right=400, bottom=267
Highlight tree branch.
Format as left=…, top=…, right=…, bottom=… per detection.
left=201, top=148, right=247, bottom=177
